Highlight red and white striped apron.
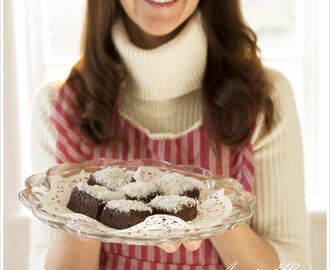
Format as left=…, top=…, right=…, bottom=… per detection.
left=51, top=80, right=255, bottom=270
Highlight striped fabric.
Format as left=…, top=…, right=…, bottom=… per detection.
left=51, top=80, right=255, bottom=270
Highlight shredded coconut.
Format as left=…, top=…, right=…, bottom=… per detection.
left=76, top=183, right=126, bottom=201
left=105, top=200, right=152, bottom=213
left=93, top=167, right=133, bottom=190
left=184, top=177, right=210, bottom=198
left=156, top=172, right=199, bottom=195
left=149, top=195, right=197, bottom=213
left=119, top=182, right=158, bottom=198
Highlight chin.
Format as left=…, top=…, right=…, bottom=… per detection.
left=143, top=26, right=176, bottom=37
left=139, top=19, right=179, bottom=36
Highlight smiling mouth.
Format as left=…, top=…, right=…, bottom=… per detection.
left=144, top=0, right=179, bottom=6
left=147, top=0, right=177, bottom=3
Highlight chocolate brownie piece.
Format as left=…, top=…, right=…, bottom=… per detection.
left=118, top=182, right=160, bottom=203
left=67, top=187, right=103, bottom=219
left=67, top=183, right=125, bottom=219
left=87, top=174, right=98, bottom=186
left=87, top=167, right=134, bottom=191
left=156, top=172, right=200, bottom=199
left=181, top=189, right=200, bottom=200
left=149, top=195, right=198, bottom=222
left=99, top=200, right=152, bottom=229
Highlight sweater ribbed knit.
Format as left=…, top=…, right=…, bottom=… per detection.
left=29, top=11, right=310, bottom=270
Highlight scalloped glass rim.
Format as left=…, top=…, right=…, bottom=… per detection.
left=18, top=158, right=255, bottom=245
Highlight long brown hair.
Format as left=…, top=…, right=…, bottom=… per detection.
left=69, top=0, right=274, bottom=147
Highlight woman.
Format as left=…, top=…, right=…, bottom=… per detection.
left=30, top=0, right=309, bottom=269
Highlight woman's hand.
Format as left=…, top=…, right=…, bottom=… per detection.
left=210, top=224, right=280, bottom=270
left=156, top=225, right=247, bottom=254
left=157, top=240, right=202, bottom=253
left=46, top=231, right=101, bottom=270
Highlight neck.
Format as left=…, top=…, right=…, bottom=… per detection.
left=112, top=10, right=207, bottom=101
left=123, top=15, right=184, bottom=49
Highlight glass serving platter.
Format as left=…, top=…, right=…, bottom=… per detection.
left=18, top=159, right=255, bottom=245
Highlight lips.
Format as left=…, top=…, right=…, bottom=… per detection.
left=147, top=0, right=176, bottom=3
left=144, top=0, right=178, bottom=8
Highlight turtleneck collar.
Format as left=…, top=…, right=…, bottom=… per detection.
left=112, top=10, right=207, bottom=101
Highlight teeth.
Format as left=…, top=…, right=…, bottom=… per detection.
left=149, top=0, right=176, bottom=3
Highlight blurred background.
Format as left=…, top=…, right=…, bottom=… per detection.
left=3, top=0, right=329, bottom=269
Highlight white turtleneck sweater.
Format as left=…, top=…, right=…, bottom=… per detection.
left=114, top=12, right=206, bottom=138
left=29, top=12, right=310, bottom=270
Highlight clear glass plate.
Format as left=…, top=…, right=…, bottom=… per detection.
left=18, top=159, right=255, bottom=245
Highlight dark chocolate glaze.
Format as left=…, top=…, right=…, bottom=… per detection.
left=99, top=207, right=151, bottom=229
left=152, top=204, right=197, bottom=222
left=180, top=188, right=200, bottom=200
left=67, top=187, right=105, bottom=220
left=126, top=192, right=161, bottom=204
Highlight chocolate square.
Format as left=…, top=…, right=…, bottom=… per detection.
left=180, top=188, right=200, bottom=200
left=126, top=192, right=160, bottom=204
left=87, top=175, right=99, bottom=186
left=152, top=204, right=197, bottom=222
left=67, top=187, right=105, bottom=220
left=87, top=174, right=135, bottom=190
left=99, top=208, right=151, bottom=230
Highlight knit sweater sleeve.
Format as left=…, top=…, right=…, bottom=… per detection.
left=251, top=69, right=310, bottom=269
left=29, top=81, right=61, bottom=270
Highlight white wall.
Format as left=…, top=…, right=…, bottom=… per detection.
left=3, top=0, right=29, bottom=267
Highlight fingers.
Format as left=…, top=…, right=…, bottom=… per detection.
left=157, top=240, right=202, bottom=253
left=183, top=240, right=202, bottom=251
left=157, top=243, right=181, bottom=253
left=239, top=190, right=253, bottom=202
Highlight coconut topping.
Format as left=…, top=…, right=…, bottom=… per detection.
left=119, top=182, right=158, bottom=198
left=105, top=200, right=152, bottom=213
left=93, top=167, right=133, bottom=190
left=149, top=195, right=197, bottom=213
left=156, top=172, right=199, bottom=195
left=76, top=183, right=125, bottom=201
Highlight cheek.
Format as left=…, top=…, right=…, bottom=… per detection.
left=120, top=0, right=200, bottom=36
left=119, top=0, right=137, bottom=21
